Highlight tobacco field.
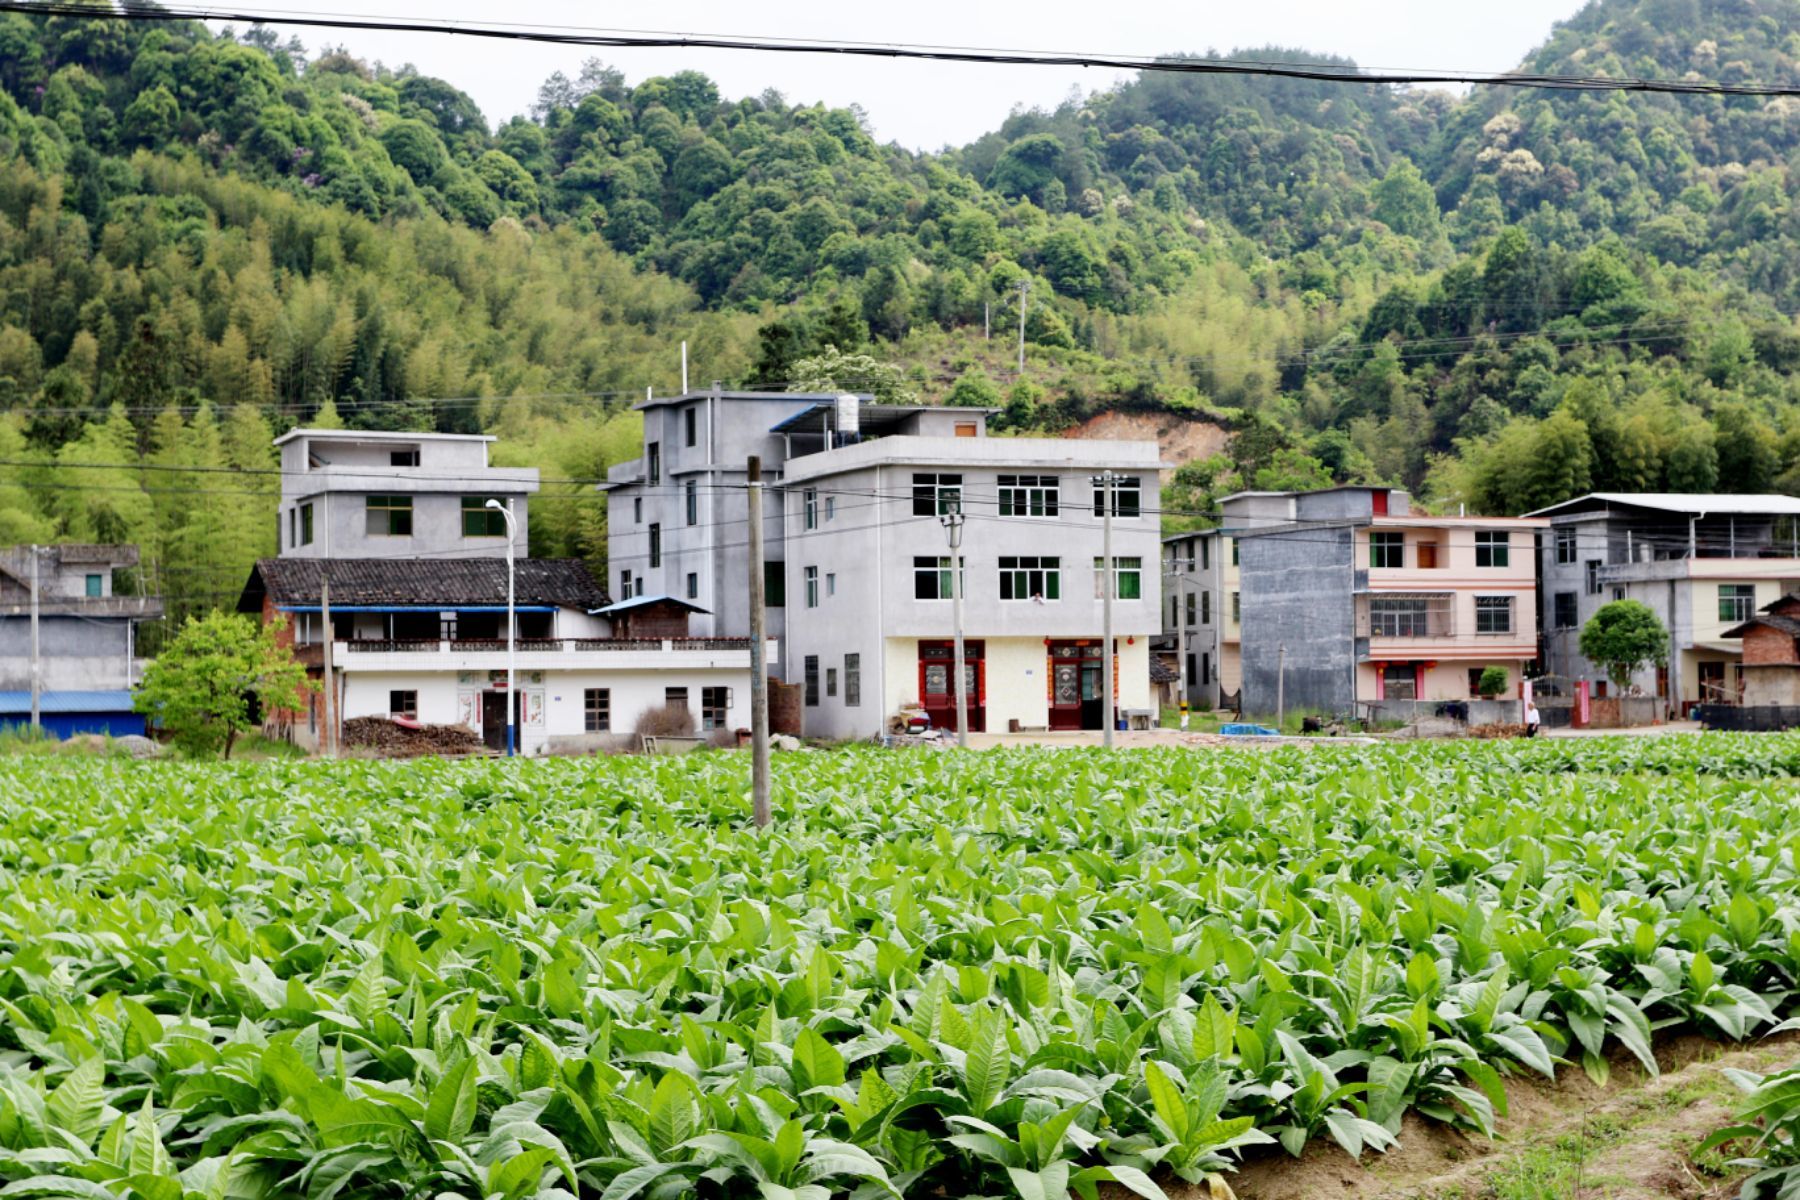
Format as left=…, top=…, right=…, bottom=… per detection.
left=4, top=738, right=1800, bottom=1200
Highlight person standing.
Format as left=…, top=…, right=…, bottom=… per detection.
left=1524, top=698, right=1541, bottom=738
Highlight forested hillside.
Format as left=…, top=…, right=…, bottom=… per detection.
left=5, top=0, right=1800, bottom=631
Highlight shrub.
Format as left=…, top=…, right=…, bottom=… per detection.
left=1477, top=666, right=1510, bottom=698
left=634, top=703, right=696, bottom=738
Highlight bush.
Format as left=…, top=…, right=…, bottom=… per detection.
left=1477, top=666, right=1509, bottom=698
left=634, top=703, right=696, bottom=738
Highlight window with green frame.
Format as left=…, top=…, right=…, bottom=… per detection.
left=365, top=494, right=413, bottom=536
left=462, top=497, right=508, bottom=537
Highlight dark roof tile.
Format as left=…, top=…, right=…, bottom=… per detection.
left=240, top=558, right=608, bottom=611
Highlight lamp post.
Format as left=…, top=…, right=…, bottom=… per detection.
left=485, top=499, right=518, bottom=757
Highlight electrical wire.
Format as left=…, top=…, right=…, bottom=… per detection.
left=7, top=0, right=1800, bottom=97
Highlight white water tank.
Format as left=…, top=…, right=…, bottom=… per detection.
left=836, top=393, right=860, bottom=437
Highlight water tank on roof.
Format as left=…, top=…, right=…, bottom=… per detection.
left=836, top=393, right=860, bottom=437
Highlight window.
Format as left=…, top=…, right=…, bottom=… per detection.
left=365, top=494, right=413, bottom=537
left=1199, top=652, right=1210, bottom=685
left=826, top=572, right=836, bottom=597
left=685, top=480, right=698, bottom=526
left=634, top=497, right=643, bottom=524
left=389, top=448, right=420, bottom=467
left=1585, top=560, right=1601, bottom=595
left=999, top=555, right=1060, bottom=601
left=1092, top=476, right=1142, bottom=518
left=84, top=574, right=102, bottom=598
left=998, top=474, right=1060, bottom=517
left=913, top=556, right=962, bottom=600
left=1093, top=557, right=1144, bottom=600
left=825, top=497, right=835, bottom=521
left=300, top=502, right=314, bottom=546
left=664, top=687, right=689, bottom=716
left=805, top=565, right=819, bottom=608
left=1185, top=591, right=1197, bottom=625
left=1230, top=539, right=1239, bottom=566
left=1370, top=531, right=1404, bottom=569
left=1383, top=663, right=1417, bottom=700
left=1231, top=591, right=1240, bottom=623
left=1475, top=596, right=1514, bottom=634
left=619, top=569, right=633, bottom=600
left=462, top=497, right=507, bottom=537
left=684, top=407, right=697, bottom=448
left=1613, top=586, right=1626, bottom=602
left=1201, top=590, right=1212, bottom=624
left=288, top=508, right=295, bottom=549
left=912, top=473, right=962, bottom=516
left=701, top=686, right=730, bottom=730
left=389, top=689, right=418, bottom=718
left=686, top=572, right=698, bottom=600
left=1468, top=668, right=1485, bottom=699
left=1201, top=538, right=1211, bottom=570
left=1720, top=584, right=1757, bottom=624
left=826, top=667, right=838, bottom=698
left=845, top=654, right=861, bottom=707
left=584, top=688, right=610, bottom=732
left=804, top=655, right=820, bottom=706
left=648, top=524, right=661, bottom=568
left=1555, top=528, right=1577, bottom=565
left=803, top=489, right=818, bottom=530
left=1475, top=531, right=1510, bottom=568
left=1553, top=592, right=1578, bottom=629
left=647, top=442, right=661, bottom=486
left=1370, top=597, right=1429, bottom=637
left=764, top=561, right=785, bottom=607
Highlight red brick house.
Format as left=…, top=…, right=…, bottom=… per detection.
left=1723, top=593, right=1800, bottom=706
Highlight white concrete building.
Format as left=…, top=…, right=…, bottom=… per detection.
left=275, top=429, right=538, bottom=560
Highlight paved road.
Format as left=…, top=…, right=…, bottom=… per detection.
left=1544, top=719, right=1703, bottom=738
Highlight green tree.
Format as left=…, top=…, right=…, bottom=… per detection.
left=1577, top=600, right=1669, bottom=690
left=789, top=346, right=917, bottom=404
left=1370, top=158, right=1439, bottom=240
left=134, top=612, right=313, bottom=759
left=1475, top=666, right=1509, bottom=698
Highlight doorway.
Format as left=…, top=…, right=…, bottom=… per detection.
left=481, top=690, right=521, bottom=752
left=1048, top=642, right=1106, bottom=730
left=919, top=641, right=984, bottom=732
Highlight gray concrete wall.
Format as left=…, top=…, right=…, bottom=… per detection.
left=1237, top=527, right=1355, bottom=717
left=280, top=491, right=530, bottom=560
left=0, top=616, right=133, bottom=690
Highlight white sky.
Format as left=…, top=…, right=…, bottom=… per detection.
left=235, top=0, right=1593, bottom=150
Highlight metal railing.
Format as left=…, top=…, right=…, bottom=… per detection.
left=335, top=636, right=756, bottom=654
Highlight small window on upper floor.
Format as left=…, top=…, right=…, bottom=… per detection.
left=647, top=442, right=661, bottom=486
left=684, top=407, right=698, bottom=448
left=389, top=448, right=420, bottom=467
left=300, top=502, right=314, bottom=546
left=85, top=574, right=102, bottom=598
left=1475, top=530, right=1510, bottom=568
left=462, top=497, right=508, bottom=537
left=1369, top=531, right=1403, bottom=569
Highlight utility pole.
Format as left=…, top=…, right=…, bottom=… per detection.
left=1098, top=472, right=1115, bottom=748
left=680, top=340, right=689, bottom=394
left=320, top=571, right=335, bottom=758
left=940, top=509, right=969, bottom=748
left=1015, top=279, right=1030, bottom=375
left=747, top=456, right=771, bottom=826
left=28, top=545, right=39, bottom=734
left=983, top=301, right=991, bottom=341
left=1276, top=643, right=1288, bottom=733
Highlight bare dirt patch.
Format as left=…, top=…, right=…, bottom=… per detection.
left=1121, top=1034, right=1798, bottom=1200
left=1061, top=411, right=1230, bottom=476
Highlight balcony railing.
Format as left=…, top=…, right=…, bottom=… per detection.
left=335, top=636, right=756, bottom=654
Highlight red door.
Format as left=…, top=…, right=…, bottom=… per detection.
left=920, top=641, right=984, bottom=732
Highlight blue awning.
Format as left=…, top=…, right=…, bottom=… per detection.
left=0, top=690, right=135, bottom=714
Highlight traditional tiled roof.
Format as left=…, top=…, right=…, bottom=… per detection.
left=239, top=558, right=609, bottom=612
left=1721, top=613, right=1800, bottom=640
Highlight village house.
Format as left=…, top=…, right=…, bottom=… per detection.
left=1529, top=493, right=1800, bottom=713
left=1221, top=486, right=1546, bottom=720
left=0, top=544, right=162, bottom=736
left=604, top=389, right=1167, bottom=738
left=1723, top=593, right=1800, bottom=707
left=1160, top=529, right=1241, bottom=711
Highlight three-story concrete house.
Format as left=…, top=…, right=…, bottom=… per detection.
left=1223, top=486, right=1546, bottom=719
left=1160, top=530, right=1240, bottom=710
left=1529, top=493, right=1800, bottom=712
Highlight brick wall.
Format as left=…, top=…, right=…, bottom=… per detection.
left=770, top=680, right=803, bottom=735
left=1742, top=624, right=1800, bottom=665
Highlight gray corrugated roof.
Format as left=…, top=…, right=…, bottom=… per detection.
left=241, top=558, right=608, bottom=611
left=1526, top=493, right=1800, bottom=518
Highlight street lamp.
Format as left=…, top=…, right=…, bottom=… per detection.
left=485, top=499, right=518, bottom=757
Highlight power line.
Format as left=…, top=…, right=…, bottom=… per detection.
left=8, top=1, right=1800, bottom=98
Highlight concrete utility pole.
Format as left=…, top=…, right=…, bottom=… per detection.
left=747, top=456, right=771, bottom=826
left=1276, top=643, right=1288, bottom=732
left=940, top=509, right=969, bottom=748
left=28, top=545, right=39, bottom=733
left=320, top=571, right=335, bottom=758
left=1015, top=279, right=1030, bottom=374
left=1098, top=472, right=1116, bottom=748
left=486, top=499, right=519, bottom=757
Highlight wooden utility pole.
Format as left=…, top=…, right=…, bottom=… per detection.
left=747, top=456, right=771, bottom=826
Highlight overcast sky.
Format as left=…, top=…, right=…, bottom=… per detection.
left=238, top=0, right=1594, bottom=150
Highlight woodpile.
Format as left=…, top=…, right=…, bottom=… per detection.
left=1467, top=722, right=1527, bottom=739
left=342, top=716, right=485, bottom=756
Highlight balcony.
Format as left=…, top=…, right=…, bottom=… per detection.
left=321, top=636, right=774, bottom=672
left=1355, top=593, right=1456, bottom=639
left=0, top=595, right=164, bottom=619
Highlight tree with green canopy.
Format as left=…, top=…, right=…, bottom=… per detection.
left=1578, top=600, right=1669, bottom=690
left=134, top=611, right=313, bottom=759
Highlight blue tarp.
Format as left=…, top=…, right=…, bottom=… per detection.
left=0, top=691, right=144, bottom=738
left=1220, top=723, right=1281, bottom=737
